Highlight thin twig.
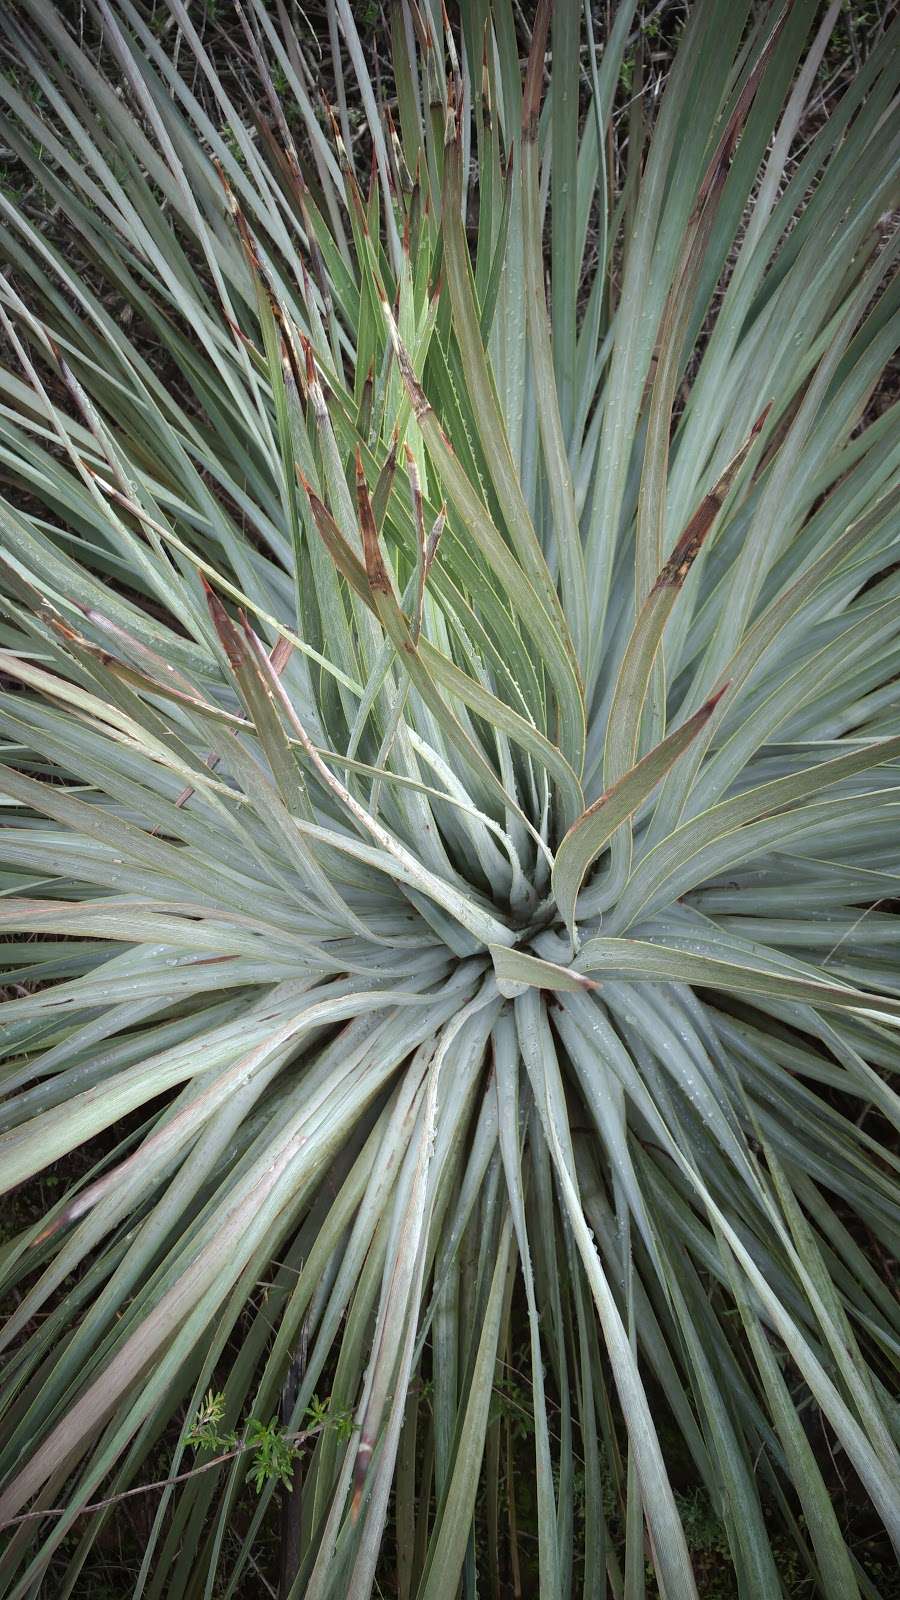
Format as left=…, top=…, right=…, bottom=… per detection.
left=0, top=1426, right=323, bottom=1529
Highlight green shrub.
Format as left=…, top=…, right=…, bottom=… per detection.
left=0, top=2, right=898, bottom=1596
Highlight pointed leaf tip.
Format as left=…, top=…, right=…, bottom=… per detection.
left=701, top=682, right=730, bottom=716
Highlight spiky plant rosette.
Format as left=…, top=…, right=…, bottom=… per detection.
left=0, top=1, right=898, bottom=1595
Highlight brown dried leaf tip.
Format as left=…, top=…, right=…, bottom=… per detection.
left=201, top=576, right=245, bottom=671
left=522, top=0, right=552, bottom=141
left=655, top=405, right=771, bottom=589
left=356, top=447, right=393, bottom=596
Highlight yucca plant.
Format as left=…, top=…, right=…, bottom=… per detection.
left=0, top=0, right=898, bottom=1594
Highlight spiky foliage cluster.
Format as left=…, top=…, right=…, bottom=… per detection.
left=0, top=2, right=898, bottom=1596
